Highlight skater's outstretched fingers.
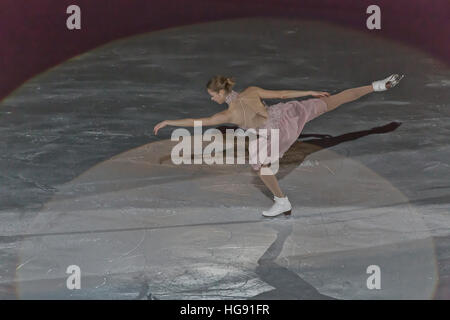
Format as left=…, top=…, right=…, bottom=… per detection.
left=153, top=120, right=168, bottom=135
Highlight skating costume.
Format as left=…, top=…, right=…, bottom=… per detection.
left=225, top=90, right=327, bottom=171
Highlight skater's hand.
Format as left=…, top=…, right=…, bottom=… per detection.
left=153, top=120, right=168, bottom=135
left=309, top=91, right=330, bottom=98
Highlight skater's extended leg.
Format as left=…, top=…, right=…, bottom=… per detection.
left=320, top=74, right=404, bottom=112
left=320, top=85, right=373, bottom=112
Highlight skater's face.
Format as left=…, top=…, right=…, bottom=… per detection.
left=207, top=89, right=226, bottom=104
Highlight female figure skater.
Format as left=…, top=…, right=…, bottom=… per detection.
left=153, top=74, right=404, bottom=217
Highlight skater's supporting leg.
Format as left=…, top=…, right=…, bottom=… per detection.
left=257, top=165, right=292, bottom=217
left=258, top=165, right=284, bottom=198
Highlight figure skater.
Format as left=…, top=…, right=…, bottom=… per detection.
left=153, top=74, right=404, bottom=217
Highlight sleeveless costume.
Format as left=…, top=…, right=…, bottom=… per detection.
left=225, top=90, right=327, bottom=171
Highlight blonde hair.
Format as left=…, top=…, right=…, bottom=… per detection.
left=206, top=75, right=236, bottom=93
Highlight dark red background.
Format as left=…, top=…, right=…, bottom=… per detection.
left=1, top=0, right=449, bottom=101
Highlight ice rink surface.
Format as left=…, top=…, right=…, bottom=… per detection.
left=0, top=18, right=449, bottom=299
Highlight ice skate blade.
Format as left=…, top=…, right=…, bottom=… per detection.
left=262, top=210, right=292, bottom=218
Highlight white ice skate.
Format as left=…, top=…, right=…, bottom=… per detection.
left=372, top=74, right=404, bottom=91
left=262, top=195, right=292, bottom=217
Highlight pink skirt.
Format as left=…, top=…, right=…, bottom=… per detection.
left=246, top=98, right=327, bottom=171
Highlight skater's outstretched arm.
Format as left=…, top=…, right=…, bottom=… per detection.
left=249, top=86, right=330, bottom=99
left=153, top=110, right=232, bottom=135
